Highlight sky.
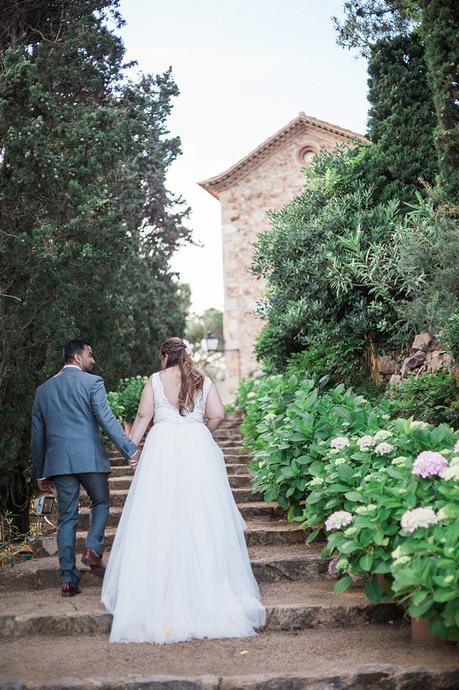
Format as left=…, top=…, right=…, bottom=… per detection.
left=118, top=0, right=369, bottom=313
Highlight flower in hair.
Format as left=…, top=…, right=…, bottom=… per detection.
left=182, top=338, right=193, bottom=356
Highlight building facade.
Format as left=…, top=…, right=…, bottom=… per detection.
left=199, top=113, right=366, bottom=400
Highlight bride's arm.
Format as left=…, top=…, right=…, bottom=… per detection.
left=129, top=376, right=155, bottom=447
left=205, top=382, right=225, bottom=432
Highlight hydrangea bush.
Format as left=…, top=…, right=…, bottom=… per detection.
left=238, top=372, right=459, bottom=640
left=239, top=372, right=390, bottom=520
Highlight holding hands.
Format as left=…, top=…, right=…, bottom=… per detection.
left=129, top=449, right=141, bottom=471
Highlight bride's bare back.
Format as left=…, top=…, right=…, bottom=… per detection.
left=129, top=365, right=225, bottom=450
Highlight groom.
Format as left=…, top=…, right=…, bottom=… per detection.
left=31, top=339, right=140, bottom=597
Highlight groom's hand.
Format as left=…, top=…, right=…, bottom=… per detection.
left=129, top=450, right=141, bottom=470
left=37, top=478, right=54, bottom=492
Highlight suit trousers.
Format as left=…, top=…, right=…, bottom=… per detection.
left=51, top=472, right=110, bottom=584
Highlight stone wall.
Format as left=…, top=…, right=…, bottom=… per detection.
left=376, top=332, right=458, bottom=386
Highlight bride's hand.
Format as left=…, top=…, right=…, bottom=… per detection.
left=129, top=449, right=141, bottom=471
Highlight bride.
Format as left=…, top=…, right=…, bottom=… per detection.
left=101, top=337, right=266, bottom=644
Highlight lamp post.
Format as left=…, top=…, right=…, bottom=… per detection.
left=204, top=331, right=219, bottom=352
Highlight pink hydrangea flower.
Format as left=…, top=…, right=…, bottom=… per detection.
left=412, top=451, right=448, bottom=478
left=330, top=436, right=350, bottom=450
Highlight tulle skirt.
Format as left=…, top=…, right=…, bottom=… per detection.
left=101, top=420, right=267, bottom=644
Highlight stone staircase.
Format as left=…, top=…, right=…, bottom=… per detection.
left=0, top=413, right=458, bottom=689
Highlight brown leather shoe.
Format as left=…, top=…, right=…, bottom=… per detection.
left=61, top=581, right=81, bottom=597
left=81, top=547, right=105, bottom=577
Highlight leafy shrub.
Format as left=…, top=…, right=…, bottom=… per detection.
left=445, top=307, right=459, bottom=361
left=113, top=376, right=148, bottom=422
left=387, top=372, right=459, bottom=427
left=240, top=372, right=390, bottom=520
left=252, top=142, right=459, bottom=384
left=107, top=391, right=125, bottom=423
left=391, top=507, right=459, bottom=641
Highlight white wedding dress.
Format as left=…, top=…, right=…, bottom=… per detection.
left=101, top=372, right=266, bottom=644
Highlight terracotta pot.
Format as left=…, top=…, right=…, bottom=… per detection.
left=410, top=617, right=444, bottom=645
left=123, top=420, right=133, bottom=436
left=376, top=574, right=389, bottom=589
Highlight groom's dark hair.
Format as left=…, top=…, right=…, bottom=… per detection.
left=64, top=339, right=91, bottom=363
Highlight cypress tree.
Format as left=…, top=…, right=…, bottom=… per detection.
left=420, top=0, right=459, bottom=205
left=362, top=32, right=438, bottom=203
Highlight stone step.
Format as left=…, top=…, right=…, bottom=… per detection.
left=0, top=544, right=324, bottom=592
left=213, top=428, right=243, bottom=438
left=11, top=519, right=306, bottom=567
left=224, top=453, right=252, bottom=464
left=2, top=665, right=459, bottom=690
left=0, top=580, right=403, bottom=640
left=109, top=462, right=252, bottom=477
left=2, top=629, right=458, bottom=690
left=79, top=486, right=263, bottom=508
left=107, top=450, right=251, bottom=467
left=77, top=501, right=283, bottom=530
left=108, top=473, right=252, bottom=491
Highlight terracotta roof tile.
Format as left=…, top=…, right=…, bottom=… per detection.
left=199, top=112, right=368, bottom=198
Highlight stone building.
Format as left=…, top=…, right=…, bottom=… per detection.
left=199, top=113, right=367, bottom=400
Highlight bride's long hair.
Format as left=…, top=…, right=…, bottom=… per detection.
left=159, top=337, right=204, bottom=416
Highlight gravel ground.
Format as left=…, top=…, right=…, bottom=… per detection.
left=1, top=626, right=457, bottom=683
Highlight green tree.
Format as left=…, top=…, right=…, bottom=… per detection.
left=0, top=0, right=190, bottom=532
left=420, top=0, right=459, bottom=206
left=334, top=1, right=458, bottom=205
left=361, top=32, right=437, bottom=202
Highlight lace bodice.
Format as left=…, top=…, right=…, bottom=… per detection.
left=151, top=372, right=212, bottom=425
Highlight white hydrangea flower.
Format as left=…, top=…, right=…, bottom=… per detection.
left=357, top=435, right=377, bottom=450
left=401, top=507, right=439, bottom=533
left=309, top=477, right=324, bottom=487
left=391, top=456, right=407, bottom=465
left=412, top=420, right=428, bottom=429
left=392, top=546, right=403, bottom=559
left=393, top=555, right=411, bottom=566
left=247, top=392, right=256, bottom=399
left=330, top=436, right=350, bottom=450
left=450, top=457, right=459, bottom=467
left=335, top=457, right=346, bottom=465
left=325, top=510, right=354, bottom=531
left=375, top=442, right=394, bottom=455
left=374, top=430, right=392, bottom=441
left=440, top=465, right=459, bottom=481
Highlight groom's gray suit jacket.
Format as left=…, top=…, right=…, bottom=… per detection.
left=31, top=366, right=137, bottom=479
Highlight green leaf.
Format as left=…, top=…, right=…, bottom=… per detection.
left=359, top=553, right=373, bottom=572
left=344, top=491, right=365, bottom=503
left=364, top=577, right=383, bottom=603
left=334, top=576, right=353, bottom=593
left=306, top=528, right=321, bottom=543
left=433, top=589, right=457, bottom=603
